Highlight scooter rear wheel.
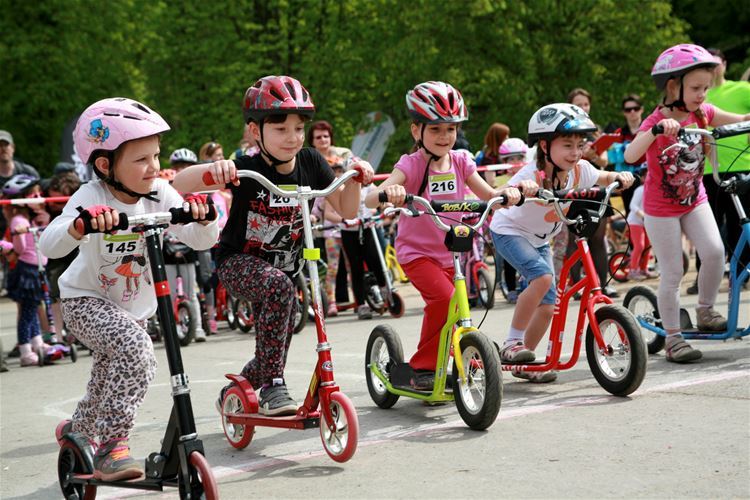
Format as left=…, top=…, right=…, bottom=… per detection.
left=451, top=332, right=503, bottom=430
left=387, top=292, right=405, bottom=318
left=189, top=451, right=219, bottom=500
left=623, top=286, right=665, bottom=354
left=476, top=268, right=495, bottom=309
left=235, top=299, right=254, bottom=333
left=608, top=251, right=630, bottom=283
left=58, top=439, right=96, bottom=499
left=320, top=392, right=359, bottom=463
left=221, top=386, right=255, bottom=449
left=586, top=305, right=647, bottom=396
left=176, top=302, right=196, bottom=346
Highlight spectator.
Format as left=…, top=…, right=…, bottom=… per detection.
left=307, top=120, right=354, bottom=164
left=475, top=123, right=510, bottom=186
left=198, top=141, right=224, bottom=162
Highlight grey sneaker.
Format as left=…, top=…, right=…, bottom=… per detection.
left=696, top=307, right=727, bottom=332
left=259, top=381, right=297, bottom=416
left=665, top=335, right=702, bottom=363
left=511, top=369, right=557, bottom=383
left=357, top=304, right=373, bottom=320
left=499, top=342, right=536, bottom=363
left=93, top=439, right=143, bottom=481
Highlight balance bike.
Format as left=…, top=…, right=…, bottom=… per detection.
left=504, top=183, right=647, bottom=396
left=56, top=206, right=219, bottom=499
left=625, top=122, right=750, bottom=352
left=216, top=169, right=360, bottom=463
left=366, top=193, right=505, bottom=430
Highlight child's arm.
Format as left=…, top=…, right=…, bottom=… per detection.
left=624, top=118, right=680, bottom=164
left=365, top=168, right=407, bottom=208
left=596, top=170, right=635, bottom=189
left=163, top=189, right=220, bottom=252
left=172, top=160, right=239, bottom=193
left=709, top=108, right=750, bottom=127
left=325, top=161, right=374, bottom=218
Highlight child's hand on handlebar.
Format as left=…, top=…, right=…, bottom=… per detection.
left=495, top=186, right=521, bottom=207
left=205, top=160, right=239, bottom=187
left=515, top=179, right=539, bottom=196
left=182, top=193, right=212, bottom=225
left=654, top=118, right=680, bottom=137
left=71, top=205, right=120, bottom=239
left=381, top=185, right=407, bottom=207
left=350, top=159, right=375, bottom=185
left=614, top=172, right=635, bottom=189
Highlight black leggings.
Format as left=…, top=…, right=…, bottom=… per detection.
left=340, top=229, right=387, bottom=304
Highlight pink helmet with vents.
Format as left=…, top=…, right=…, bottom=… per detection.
left=651, top=44, right=718, bottom=90
left=73, top=97, right=170, bottom=165
left=406, top=81, right=468, bottom=124
left=498, top=138, right=528, bottom=159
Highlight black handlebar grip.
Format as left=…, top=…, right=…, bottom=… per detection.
left=651, top=124, right=664, bottom=135
left=515, top=193, right=525, bottom=207
left=169, top=201, right=218, bottom=225
left=74, top=207, right=129, bottom=235
left=378, top=191, right=388, bottom=203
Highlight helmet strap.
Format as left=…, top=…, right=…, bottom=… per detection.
left=542, top=139, right=566, bottom=190
left=662, top=76, right=688, bottom=112
left=93, top=162, right=160, bottom=203
left=257, top=122, right=295, bottom=168
left=417, top=124, right=443, bottom=196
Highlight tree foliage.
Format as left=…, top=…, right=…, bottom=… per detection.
left=0, top=0, right=707, bottom=175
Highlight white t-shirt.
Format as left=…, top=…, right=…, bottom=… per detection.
left=40, top=179, right=219, bottom=321
left=626, top=185, right=645, bottom=226
left=490, top=160, right=600, bottom=247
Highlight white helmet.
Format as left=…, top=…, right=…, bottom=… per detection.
left=527, top=103, right=596, bottom=146
left=169, top=147, right=198, bottom=165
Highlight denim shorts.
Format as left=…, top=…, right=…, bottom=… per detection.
left=491, top=232, right=557, bottom=305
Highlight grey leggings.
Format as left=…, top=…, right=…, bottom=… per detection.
left=644, top=202, right=724, bottom=331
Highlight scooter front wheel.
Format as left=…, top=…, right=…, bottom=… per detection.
left=586, top=305, right=647, bottom=396
left=58, top=439, right=96, bottom=499
left=235, top=299, right=254, bottom=333
left=320, top=391, right=359, bottom=463
left=365, top=325, right=404, bottom=408
left=608, top=251, right=630, bottom=283
left=221, top=386, right=255, bottom=449
left=387, top=291, right=405, bottom=318
left=451, top=332, right=503, bottom=430
left=623, top=286, right=665, bottom=354
left=189, top=451, right=219, bottom=500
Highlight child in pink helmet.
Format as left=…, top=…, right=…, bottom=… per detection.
left=625, top=44, right=750, bottom=363
left=39, top=98, right=218, bottom=481
left=173, top=76, right=374, bottom=416
left=364, top=81, right=525, bottom=390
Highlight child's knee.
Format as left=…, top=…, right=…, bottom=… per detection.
left=530, top=273, right=553, bottom=290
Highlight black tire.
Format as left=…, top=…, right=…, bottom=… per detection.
left=623, top=285, right=665, bottom=354
left=235, top=299, right=254, bottom=333
left=365, top=324, right=403, bottom=409
left=451, top=332, right=503, bottom=430
left=58, top=438, right=95, bottom=499
left=293, top=275, right=309, bottom=334
left=364, top=273, right=384, bottom=313
left=69, top=344, right=77, bottom=363
left=476, top=268, right=495, bottom=309
left=585, top=305, right=647, bottom=396
left=176, top=302, right=196, bottom=346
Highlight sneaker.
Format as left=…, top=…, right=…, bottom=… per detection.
left=506, top=290, right=519, bottom=304
left=665, top=335, right=702, bottom=363
left=326, top=303, right=338, bottom=317
left=208, top=319, right=219, bottom=335
left=357, top=304, right=372, bottom=320
left=93, top=439, right=143, bottom=481
left=194, top=328, right=207, bottom=343
left=499, top=342, right=536, bottom=363
left=215, top=383, right=235, bottom=415
left=20, top=352, right=39, bottom=367
left=696, top=306, right=727, bottom=332
left=629, top=270, right=646, bottom=281
left=511, top=369, right=558, bottom=383
left=686, top=281, right=699, bottom=295
left=603, top=285, right=620, bottom=298
left=411, top=370, right=435, bottom=391
left=7, top=344, right=20, bottom=358
left=258, top=381, right=297, bottom=416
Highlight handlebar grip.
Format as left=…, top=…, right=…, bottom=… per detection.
left=651, top=124, right=664, bottom=136
left=378, top=191, right=388, bottom=203
left=75, top=209, right=130, bottom=235
left=551, top=187, right=607, bottom=202
left=202, top=171, right=215, bottom=185
left=515, top=193, right=525, bottom=207
left=169, top=200, right=218, bottom=224
left=712, top=120, right=750, bottom=140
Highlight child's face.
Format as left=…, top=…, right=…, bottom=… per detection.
left=501, top=154, right=526, bottom=174
left=412, top=122, right=457, bottom=157
left=253, top=114, right=306, bottom=163
left=547, top=135, right=585, bottom=170
left=110, top=135, right=161, bottom=195
left=669, top=69, right=713, bottom=112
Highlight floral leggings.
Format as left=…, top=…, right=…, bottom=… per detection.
left=324, top=236, right=342, bottom=304
left=62, top=296, right=156, bottom=444
left=218, top=254, right=296, bottom=388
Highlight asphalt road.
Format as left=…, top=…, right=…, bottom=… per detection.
left=1, top=274, right=748, bottom=499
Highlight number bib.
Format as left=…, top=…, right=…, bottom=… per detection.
left=102, top=233, right=141, bottom=257
left=428, top=173, right=457, bottom=196
left=269, top=184, right=299, bottom=207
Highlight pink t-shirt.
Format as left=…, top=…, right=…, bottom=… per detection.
left=10, top=215, right=47, bottom=266
left=394, top=149, right=477, bottom=267
left=640, top=104, right=715, bottom=216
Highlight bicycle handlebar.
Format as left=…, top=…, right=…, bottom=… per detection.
left=78, top=204, right=217, bottom=234
left=203, top=168, right=360, bottom=199
left=534, top=181, right=622, bottom=226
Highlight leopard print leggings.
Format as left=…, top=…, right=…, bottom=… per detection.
left=218, top=253, right=296, bottom=389
left=62, top=296, right=157, bottom=444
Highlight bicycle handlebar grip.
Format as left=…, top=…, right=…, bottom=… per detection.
left=552, top=187, right=607, bottom=202
left=713, top=120, right=750, bottom=140
left=352, top=165, right=368, bottom=184
left=378, top=191, right=388, bottom=203
left=169, top=200, right=217, bottom=225
left=651, top=124, right=664, bottom=135
left=74, top=206, right=129, bottom=235
left=202, top=171, right=238, bottom=186
left=515, top=193, right=525, bottom=207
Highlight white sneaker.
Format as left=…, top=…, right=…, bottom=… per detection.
left=511, top=368, right=557, bottom=383
left=499, top=342, right=535, bottom=363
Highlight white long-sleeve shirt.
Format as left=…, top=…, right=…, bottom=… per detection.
left=40, top=179, right=219, bottom=321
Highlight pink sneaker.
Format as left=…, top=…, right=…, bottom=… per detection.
left=208, top=319, right=218, bottom=335
left=20, top=352, right=39, bottom=367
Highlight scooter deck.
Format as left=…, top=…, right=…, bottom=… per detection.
left=67, top=474, right=175, bottom=491
left=224, top=411, right=321, bottom=430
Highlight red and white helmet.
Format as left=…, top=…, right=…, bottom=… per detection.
left=243, top=75, right=315, bottom=124
left=498, top=138, right=528, bottom=159
left=406, top=81, right=468, bottom=124
left=73, top=98, right=170, bottom=165
left=651, top=44, right=718, bottom=90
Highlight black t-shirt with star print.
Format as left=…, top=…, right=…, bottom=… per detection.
left=216, top=147, right=335, bottom=275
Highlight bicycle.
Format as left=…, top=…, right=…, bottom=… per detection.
left=366, top=192, right=506, bottom=430
left=624, top=121, right=750, bottom=352
left=503, top=182, right=647, bottom=396
left=216, top=168, right=360, bottom=463
left=56, top=205, right=218, bottom=499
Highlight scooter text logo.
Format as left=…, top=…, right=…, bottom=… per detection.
left=437, top=201, right=481, bottom=212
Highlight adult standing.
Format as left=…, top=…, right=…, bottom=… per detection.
left=687, top=49, right=750, bottom=294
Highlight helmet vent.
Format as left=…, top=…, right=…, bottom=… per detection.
left=269, top=88, right=285, bottom=101
left=103, top=112, right=120, bottom=117
left=132, top=102, right=151, bottom=114
left=123, top=115, right=142, bottom=121
left=284, top=82, right=297, bottom=99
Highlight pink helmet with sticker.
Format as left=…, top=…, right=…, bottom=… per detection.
left=498, top=138, right=528, bottom=159
left=651, top=44, right=718, bottom=90
left=73, top=98, right=170, bottom=165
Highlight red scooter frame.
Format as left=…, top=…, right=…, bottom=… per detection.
left=217, top=169, right=360, bottom=463
left=503, top=183, right=647, bottom=396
